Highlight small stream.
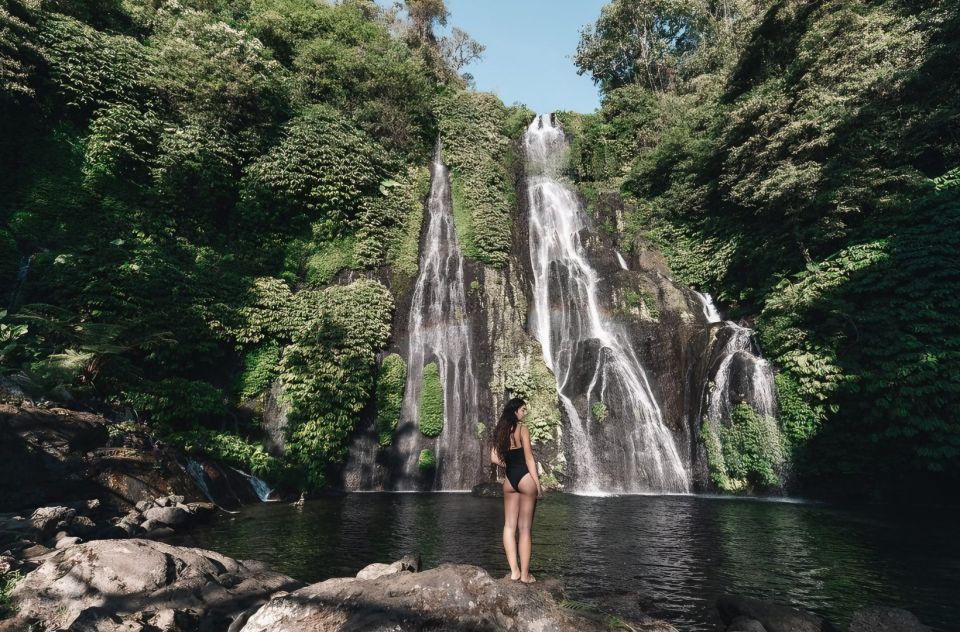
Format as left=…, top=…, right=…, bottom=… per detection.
left=168, top=494, right=958, bottom=631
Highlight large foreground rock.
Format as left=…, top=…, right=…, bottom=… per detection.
left=7, top=539, right=300, bottom=631
left=239, top=562, right=677, bottom=632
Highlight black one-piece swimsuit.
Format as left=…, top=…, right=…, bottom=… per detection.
left=505, top=447, right=529, bottom=492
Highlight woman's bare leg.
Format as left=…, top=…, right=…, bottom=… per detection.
left=502, top=481, right=521, bottom=579
left=517, top=473, right=538, bottom=582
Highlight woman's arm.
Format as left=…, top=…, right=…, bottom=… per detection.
left=520, top=424, right=542, bottom=495
left=490, top=445, right=506, bottom=467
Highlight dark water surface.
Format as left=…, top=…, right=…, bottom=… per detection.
left=169, top=493, right=958, bottom=631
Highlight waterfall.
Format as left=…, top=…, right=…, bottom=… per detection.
left=692, top=290, right=722, bottom=324
left=615, top=250, right=630, bottom=271
left=704, top=323, right=778, bottom=424
left=523, top=114, right=689, bottom=494
left=231, top=467, right=278, bottom=502
left=391, top=144, right=481, bottom=490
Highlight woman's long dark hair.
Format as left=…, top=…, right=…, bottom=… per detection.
left=492, top=397, right=526, bottom=463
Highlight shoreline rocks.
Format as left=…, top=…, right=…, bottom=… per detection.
left=4, top=540, right=678, bottom=632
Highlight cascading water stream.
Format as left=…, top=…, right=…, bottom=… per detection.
left=523, top=115, right=689, bottom=494
left=691, top=292, right=782, bottom=479
left=391, top=145, right=481, bottom=490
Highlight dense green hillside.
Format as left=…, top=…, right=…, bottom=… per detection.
left=566, top=0, right=960, bottom=497
left=0, top=0, right=522, bottom=488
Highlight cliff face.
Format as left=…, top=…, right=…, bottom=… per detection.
left=337, top=130, right=782, bottom=494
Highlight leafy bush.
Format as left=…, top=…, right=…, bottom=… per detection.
left=125, top=378, right=228, bottom=430
left=418, top=361, right=443, bottom=437
left=237, top=341, right=281, bottom=399
left=281, top=279, right=393, bottom=488
left=703, top=403, right=784, bottom=493
left=240, top=106, right=387, bottom=240
left=38, top=14, right=151, bottom=112
left=167, top=427, right=280, bottom=479
left=375, top=353, right=406, bottom=446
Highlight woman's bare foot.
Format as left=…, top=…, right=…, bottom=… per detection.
left=509, top=571, right=521, bottom=581
left=519, top=574, right=536, bottom=584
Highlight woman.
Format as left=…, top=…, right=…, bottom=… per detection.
left=489, top=397, right=543, bottom=583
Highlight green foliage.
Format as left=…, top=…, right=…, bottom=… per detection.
left=0, top=569, right=23, bottom=617
left=0, top=0, right=40, bottom=102
left=147, top=10, right=288, bottom=126
left=305, top=236, right=356, bottom=286
left=591, top=401, right=608, bottom=423
left=281, top=279, right=393, bottom=488
left=0, top=310, right=28, bottom=368
left=125, top=378, right=228, bottom=430
left=168, top=427, right=280, bottom=479
left=237, top=341, right=281, bottom=399
left=38, top=13, right=151, bottom=112
left=241, top=106, right=387, bottom=240
left=375, top=353, right=406, bottom=446
left=417, top=447, right=436, bottom=471
left=433, top=90, right=517, bottom=267
left=418, top=361, right=443, bottom=437
left=369, top=166, right=430, bottom=283
left=575, top=0, right=710, bottom=92
left=774, top=372, right=819, bottom=447
left=704, top=403, right=784, bottom=493
left=83, top=103, right=161, bottom=189
left=248, top=0, right=435, bottom=157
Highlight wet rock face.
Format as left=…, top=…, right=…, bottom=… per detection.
left=714, top=594, right=838, bottom=632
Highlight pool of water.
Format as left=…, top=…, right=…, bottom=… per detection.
left=168, top=493, right=958, bottom=630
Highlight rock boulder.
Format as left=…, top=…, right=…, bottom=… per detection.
left=8, top=539, right=300, bottom=631
left=240, top=562, right=676, bottom=632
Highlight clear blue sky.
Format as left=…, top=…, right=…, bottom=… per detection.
left=377, top=0, right=608, bottom=113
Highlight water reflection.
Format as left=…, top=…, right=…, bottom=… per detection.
left=169, top=494, right=958, bottom=631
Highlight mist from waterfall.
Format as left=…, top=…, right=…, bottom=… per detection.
left=390, top=146, right=481, bottom=491
left=523, top=114, right=690, bottom=494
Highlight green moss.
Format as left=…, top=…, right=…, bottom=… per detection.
left=375, top=353, right=407, bottom=446
left=449, top=175, right=478, bottom=260
left=433, top=91, right=517, bottom=267
left=237, top=341, right=281, bottom=399
left=476, top=422, right=486, bottom=438
left=591, top=401, right=608, bottom=423
left=623, top=287, right=660, bottom=320
left=382, top=165, right=431, bottom=288
left=418, top=448, right=436, bottom=471
left=418, top=361, right=443, bottom=437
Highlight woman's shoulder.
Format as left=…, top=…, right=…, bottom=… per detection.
left=517, top=422, right=530, bottom=435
